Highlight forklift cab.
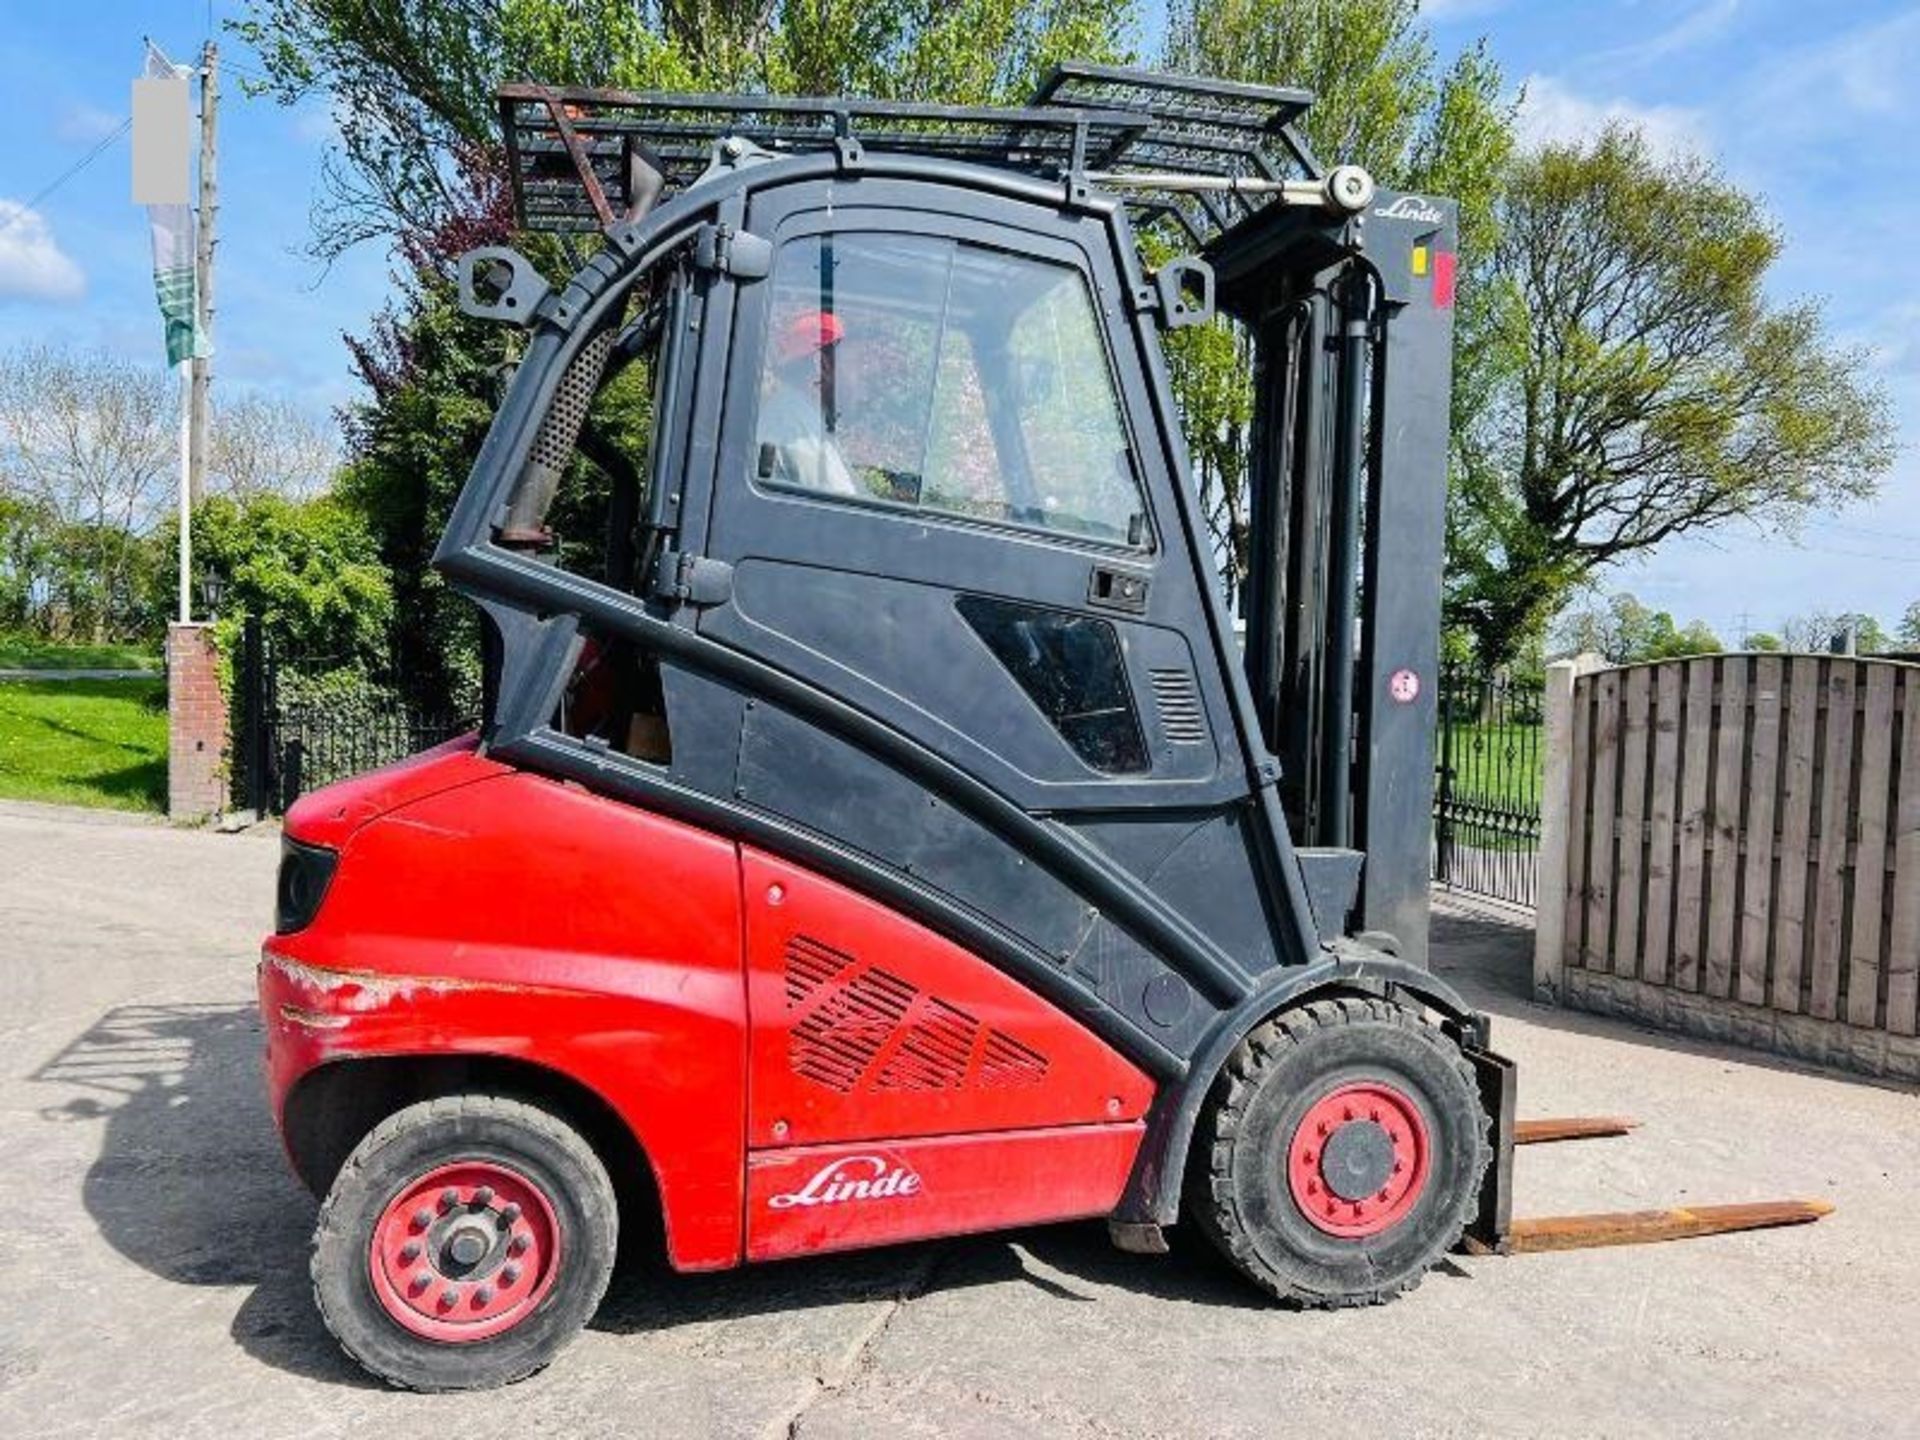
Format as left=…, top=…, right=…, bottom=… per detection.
left=266, top=66, right=1515, bottom=1392
left=449, top=66, right=1461, bottom=1018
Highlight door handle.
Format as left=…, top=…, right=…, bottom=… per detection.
left=1088, top=564, right=1150, bottom=615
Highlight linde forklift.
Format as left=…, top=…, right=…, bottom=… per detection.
left=258, top=65, right=1827, bottom=1390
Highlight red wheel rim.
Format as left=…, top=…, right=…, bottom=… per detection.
left=368, top=1160, right=562, bottom=1343
left=1285, top=1080, right=1430, bottom=1239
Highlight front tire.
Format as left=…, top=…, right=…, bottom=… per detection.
left=1191, top=996, right=1489, bottom=1307
left=312, top=1094, right=618, bottom=1391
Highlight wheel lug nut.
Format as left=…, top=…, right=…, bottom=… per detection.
left=499, top=1202, right=521, bottom=1224
left=411, top=1270, right=431, bottom=1291
left=473, top=1185, right=495, bottom=1207
left=440, top=1287, right=458, bottom=1307
left=509, top=1233, right=531, bottom=1255
left=400, top=1241, right=422, bottom=1263
left=502, top=1264, right=522, bottom=1286
left=411, top=1207, right=432, bottom=1228
left=439, top=1188, right=459, bottom=1211
left=474, top=1285, right=495, bottom=1306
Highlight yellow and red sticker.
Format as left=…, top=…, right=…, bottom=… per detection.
left=1412, top=245, right=1457, bottom=309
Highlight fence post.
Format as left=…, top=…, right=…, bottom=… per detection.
left=1434, top=661, right=1456, bottom=885
left=1534, top=653, right=1601, bottom=1001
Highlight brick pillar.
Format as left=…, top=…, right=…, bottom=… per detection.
left=167, top=622, right=227, bottom=821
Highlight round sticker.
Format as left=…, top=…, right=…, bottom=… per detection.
left=1389, top=667, right=1421, bottom=704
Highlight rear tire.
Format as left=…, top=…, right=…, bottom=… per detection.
left=1191, top=996, right=1488, bottom=1307
left=312, top=1094, right=618, bottom=1391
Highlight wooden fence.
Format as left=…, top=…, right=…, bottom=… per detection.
left=1534, top=653, right=1920, bottom=1081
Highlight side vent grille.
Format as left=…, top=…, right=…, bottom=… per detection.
left=785, top=935, right=853, bottom=1005
left=1150, top=668, right=1206, bottom=744
left=978, top=1031, right=1050, bottom=1087
left=784, top=935, right=1051, bottom=1094
left=875, top=998, right=975, bottom=1091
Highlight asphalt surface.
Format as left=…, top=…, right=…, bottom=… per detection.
left=1, top=799, right=1914, bottom=1438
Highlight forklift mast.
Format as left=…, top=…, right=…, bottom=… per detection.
left=437, top=64, right=1459, bottom=1091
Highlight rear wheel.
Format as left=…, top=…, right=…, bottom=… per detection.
left=312, top=1094, right=618, bottom=1391
left=1192, top=996, right=1488, bottom=1307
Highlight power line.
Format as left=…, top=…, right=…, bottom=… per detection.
left=1786, top=542, right=1920, bottom=563
left=0, top=117, right=133, bottom=237
left=1805, top=517, right=1920, bottom=548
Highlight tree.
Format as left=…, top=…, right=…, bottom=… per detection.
left=238, top=0, right=1133, bottom=257
left=1745, top=631, right=1782, bottom=653
left=1448, top=128, right=1895, bottom=666
left=1551, top=590, right=1720, bottom=665
left=1898, top=601, right=1920, bottom=648
left=209, top=393, right=340, bottom=501
left=1158, top=0, right=1514, bottom=597
left=1778, top=609, right=1889, bottom=655
left=182, top=493, right=395, bottom=668
left=0, top=345, right=177, bottom=641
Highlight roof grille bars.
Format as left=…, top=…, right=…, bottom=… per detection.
left=497, top=64, right=1346, bottom=251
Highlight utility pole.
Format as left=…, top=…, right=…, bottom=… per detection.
left=188, top=40, right=217, bottom=505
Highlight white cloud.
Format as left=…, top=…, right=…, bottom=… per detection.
left=1591, top=0, right=1741, bottom=69
left=1517, top=75, right=1710, bottom=161
left=55, top=103, right=124, bottom=145
left=0, top=201, right=85, bottom=303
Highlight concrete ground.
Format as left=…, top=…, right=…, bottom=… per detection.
left=0, top=801, right=1914, bottom=1439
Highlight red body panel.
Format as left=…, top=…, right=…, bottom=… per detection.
left=263, top=743, right=1160, bottom=1275
left=265, top=751, right=749, bottom=1270
left=744, top=1125, right=1145, bottom=1261
left=281, top=733, right=510, bottom=849
left=741, top=849, right=1154, bottom=1148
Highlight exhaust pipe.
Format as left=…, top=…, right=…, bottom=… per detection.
left=497, top=144, right=668, bottom=549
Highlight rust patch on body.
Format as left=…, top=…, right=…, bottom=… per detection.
left=262, top=952, right=577, bottom=1013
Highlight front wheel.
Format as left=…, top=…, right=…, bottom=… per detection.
left=312, top=1094, right=618, bottom=1391
left=1191, top=996, right=1489, bottom=1307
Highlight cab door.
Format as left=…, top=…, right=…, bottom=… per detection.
left=693, top=180, right=1277, bottom=990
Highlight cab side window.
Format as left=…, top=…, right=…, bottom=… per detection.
left=755, top=232, right=1149, bottom=549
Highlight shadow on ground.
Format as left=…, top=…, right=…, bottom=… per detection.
left=32, top=1002, right=1297, bottom=1391
left=31, top=1003, right=375, bottom=1386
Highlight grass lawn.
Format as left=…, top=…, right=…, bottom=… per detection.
left=0, top=678, right=168, bottom=811
left=1440, top=719, right=1544, bottom=809
left=1438, top=719, right=1544, bottom=854
left=0, top=637, right=160, bottom=671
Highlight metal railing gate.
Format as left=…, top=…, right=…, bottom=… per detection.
left=1432, top=664, right=1544, bottom=907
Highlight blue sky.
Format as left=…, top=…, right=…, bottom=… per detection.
left=1, top=0, right=1915, bottom=639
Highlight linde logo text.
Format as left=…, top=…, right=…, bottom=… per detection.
left=767, top=1155, right=924, bottom=1208
left=1373, top=194, right=1444, bottom=224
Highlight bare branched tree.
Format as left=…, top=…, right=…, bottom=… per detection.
left=209, top=393, right=340, bottom=501
left=0, top=346, right=176, bottom=640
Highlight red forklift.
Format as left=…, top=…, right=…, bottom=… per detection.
left=259, top=66, right=1826, bottom=1391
